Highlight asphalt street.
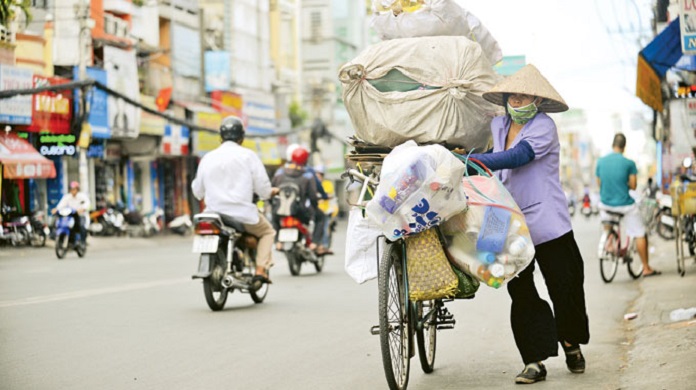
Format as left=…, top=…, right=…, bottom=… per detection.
left=0, top=215, right=694, bottom=390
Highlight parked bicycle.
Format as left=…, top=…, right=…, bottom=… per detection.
left=598, top=209, right=644, bottom=283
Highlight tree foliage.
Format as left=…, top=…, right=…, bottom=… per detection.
left=289, top=100, right=308, bottom=129
left=0, top=0, right=32, bottom=29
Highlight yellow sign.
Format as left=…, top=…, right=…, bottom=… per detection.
left=139, top=95, right=166, bottom=136
left=78, top=123, right=92, bottom=148
left=196, top=111, right=223, bottom=130
left=636, top=54, right=663, bottom=112
left=242, top=139, right=282, bottom=166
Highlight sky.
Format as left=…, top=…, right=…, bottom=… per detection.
left=457, top=0, right=654, bottom=112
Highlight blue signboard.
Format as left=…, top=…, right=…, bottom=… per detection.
left=204, top=51, right=231, bottom=92
left=46, top=156, right=64, bottom=211
left=74, top=67, right=110, bottom=139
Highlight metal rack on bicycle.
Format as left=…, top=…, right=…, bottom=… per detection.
left=342, top=137, right=482, bottom=390
left=669, top=181, right=696, bottom=276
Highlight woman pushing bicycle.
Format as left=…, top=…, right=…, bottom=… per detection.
left=466, top=64, right=590, bottom=384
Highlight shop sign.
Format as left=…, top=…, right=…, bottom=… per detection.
left=87, top=142, right=105, bottom=158
left=196, top=111, right=223, bottom=130
left=211, top=91, right=243, bottom=116
left=636, top=55, right=663, bottom=112
left=242, top=139, right=282, bottom=166
left=38, top=133, right=77, bottom=156
left=139, top=95, right=166, bottom=136
left=681, top=1, right=696, bottom=55
left=26, top=75, right=72, bottom=134
left=192, top=130, right=221, bottom=157
left=0, top=65, right=33, bottom=125
left=162, top=124, right=189, bottom=156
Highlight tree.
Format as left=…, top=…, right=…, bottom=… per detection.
left=0, top=0, right=32, bottom=29
left=288, top=100, right=308, bottom=129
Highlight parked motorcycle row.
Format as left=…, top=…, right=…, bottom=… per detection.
left=0, top=206, right=50, bottom=248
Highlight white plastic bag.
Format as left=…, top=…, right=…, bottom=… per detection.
left=345, top=207, right=382, bottom=284
left=366, top=141, right=467, bottom=240
left=339, top=35, right=502, bottom=149
left=370, top=0, right=503, bottom=66
left=441, top=175, right=535, bottom=289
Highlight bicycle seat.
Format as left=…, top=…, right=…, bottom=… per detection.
left=604, top=210, right=624, bottom=217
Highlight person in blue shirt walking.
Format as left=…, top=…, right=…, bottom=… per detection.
left=595, top=133, right=660, bottom=277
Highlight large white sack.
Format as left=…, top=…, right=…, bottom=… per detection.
left=371, top=0, right=503, bottom=66
left=339, top=35, right=502, bottom=149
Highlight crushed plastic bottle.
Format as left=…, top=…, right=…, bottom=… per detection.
left=669, top=307, right=696, bottom=322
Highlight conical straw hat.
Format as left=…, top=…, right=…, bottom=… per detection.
left=482, top=64, right=568, bottom=113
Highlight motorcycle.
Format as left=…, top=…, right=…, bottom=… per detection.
left=580, top=196, right=593, bottom=218
left=54, top=208, right=86, bottom=259
left=652, top=193, right=676, bottom=240
left=88, top=204, right=127, bottom=237
left=141, top=208, right=164, bottom=237
left=271, top=183, right=327, bottom=276
left=191, top=212, right=269, bottom=311
left=28, top=210, right=49, bottom=247
left=168, top=214, right=192, bottom=235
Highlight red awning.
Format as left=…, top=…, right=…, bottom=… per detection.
left=0, top=132, right=56, bottom=179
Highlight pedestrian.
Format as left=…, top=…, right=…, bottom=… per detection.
left=466, top=64, right=590, bottom=384
left=596, top=133, right=661, bottom=277
left=191, top=116, right=279, bottom=285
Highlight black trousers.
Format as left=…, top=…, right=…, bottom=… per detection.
left=507, top=230, right=590, bottom=364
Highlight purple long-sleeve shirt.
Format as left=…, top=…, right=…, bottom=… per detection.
left=489, top=113, right=572, bottom=246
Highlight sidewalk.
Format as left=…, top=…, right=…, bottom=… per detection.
left=620, top=235, right=696, bottom=388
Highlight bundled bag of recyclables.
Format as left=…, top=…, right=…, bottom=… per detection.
left=366, top=141, right=468, bottom=240
left=441, top=174, right=535, bottom=288
left=339, top=35, right=501, bottom=149
left=370, top=0, right=502, bottom=66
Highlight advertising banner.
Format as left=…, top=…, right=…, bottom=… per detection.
left=681, top=1, right=696, bottom=55
left=104, top=46, right=141, bottom=138
left=162, top=124, right=189, bottom=156
left=211, top=90, right=243, bottom=116
left=74, top=67, right=110, bottom=139
left=139, top=95, right=166, bottom=136
left=205, top=51, right=231, bottom=92
left=0, top=65, right=33, bottom=125
left=26, top=75, right=72, bottom=134
left=37, top=133, right=77, bottom=157
left=172, top=24, right=201, bottom=78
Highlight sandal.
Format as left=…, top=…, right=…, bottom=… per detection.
left=252, top=274, right=273, bottom=285
left=643, top=270, right=662, bottom=277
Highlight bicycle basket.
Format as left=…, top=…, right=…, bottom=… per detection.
left=405, top=228, right=458, bottom=301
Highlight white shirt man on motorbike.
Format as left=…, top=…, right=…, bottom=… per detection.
left=191, top=116, right=279, bottom=284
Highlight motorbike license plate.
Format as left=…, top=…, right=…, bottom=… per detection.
left=192, top=235, right=219, bottom=253
left=660, top=214, right=674, bottom=227
left=278, top=228, right=299, bottom=243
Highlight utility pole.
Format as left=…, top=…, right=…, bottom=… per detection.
left=76, top=0, right=92, bottom=199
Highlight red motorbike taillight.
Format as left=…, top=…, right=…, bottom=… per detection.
left=281, top=217, right=302, bottom=228
left=195, top=221, right=220, bottom=235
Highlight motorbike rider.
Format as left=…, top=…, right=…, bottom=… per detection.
left=315, top=165, right=337, bottom=251
left=271, top=146, right=325, bottom=253
left=52, top=181, right=90, bottom=244
left=191, top=116, right=279, bottom=285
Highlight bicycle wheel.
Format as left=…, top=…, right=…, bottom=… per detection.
left=599, top=230, right=619, bottom=283
left=625, top=240, right=644, bottom=279
left=415, top=300, right=437, bottom=374
left=378, top=242, right=411, bottom=390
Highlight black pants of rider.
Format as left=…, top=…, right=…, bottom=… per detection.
left=507, top=230, right=590, bottom=365
left=312, top=211, right=326, bottom=246
left=72, top=216, right=87, bottom=244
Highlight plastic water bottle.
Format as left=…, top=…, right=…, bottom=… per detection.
left=669, top=307, right=696, bottom=322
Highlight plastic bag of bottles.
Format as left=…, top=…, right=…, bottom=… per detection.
left=441, top=172, right=535, bottom=289
left=366, top=141, right=468, bottom=241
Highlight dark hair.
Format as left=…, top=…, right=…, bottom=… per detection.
left=612, top=133, right=626, bottom=150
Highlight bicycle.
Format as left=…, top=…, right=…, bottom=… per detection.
left=344, top=164, right=456, bottom=390
left=597, top=209, right=644, bottom=283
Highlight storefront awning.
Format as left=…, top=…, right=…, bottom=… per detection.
left=0, top=132, right=57, bottom=179
left=637, top=18, right=696, bottom=111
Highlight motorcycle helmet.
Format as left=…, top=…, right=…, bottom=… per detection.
left=286, top=143, right=300, bottom=161
left=220, top=116, right=245, bottom=142
left=69, top=181, right=80, bottom=190
left=291, top=146, right=310, bottom=166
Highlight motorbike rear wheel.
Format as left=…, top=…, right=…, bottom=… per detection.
left=76, top=241, right=87, bottom=258
left=203, top=261, right=228, bottom=311
left=250, top=270, right=270, bottom=304
left=286, top=248, right=302, bottom=276
left=55, top=233, right=68, bottom=259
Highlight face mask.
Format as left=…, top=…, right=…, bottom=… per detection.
left=507, top=101, right=538, bottom=124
